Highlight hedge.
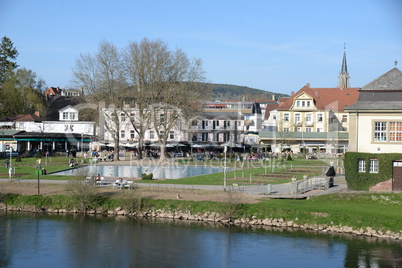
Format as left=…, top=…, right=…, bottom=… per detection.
left=344, top=152, right=402, bottom=190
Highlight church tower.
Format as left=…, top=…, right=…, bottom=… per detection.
left=338, top=45, right=350, bottom=88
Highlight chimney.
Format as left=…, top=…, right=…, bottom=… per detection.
left=35, top=111, right=41, bottom=117
left=291, top=91, right=294, bottom=96
left=272, top=94, right=275, bottom=101
left=306, top=83, right=310, bottom=88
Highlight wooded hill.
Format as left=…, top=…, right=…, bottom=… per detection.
left=207, top=83, right=288, bottom=101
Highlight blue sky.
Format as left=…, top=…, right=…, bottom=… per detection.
left=1, top=0, right=401, bottom=94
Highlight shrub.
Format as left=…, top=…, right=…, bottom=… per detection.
left=287, top=154, right=293, bottom=161
left=15, top=154, right=22, bottom=162
left=35, top=151, right=42, bottom=159
left=142, top=173, right=153, bottom=180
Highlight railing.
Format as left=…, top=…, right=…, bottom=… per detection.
left=292, top=176, right=331, bottom=194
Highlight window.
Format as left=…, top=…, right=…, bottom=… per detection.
left=70, top=112, right=75, bottom=120
left=369, top=159, right=378, bottom=173
left=149, top=130, right=155, bottom=140
left=202, top=120, right=208, bottom=129
left=159, top=114, right=165, bottom=124
left=374, top=122, right=387, bottom=142
left=302, top=101, right=305, bottom=107
left=130, top=112, right=135, bottom=121
left=159, top=131, right=165, bottom=139
left=213, top=120, right=219, bottom=130
left=390, top=122, right=402, bottom=142
left=121, top=113, right=126, bottom=122
left=317, top=128, right=323, bottom=132
left=307, top=101, right=311, bottom=107
left=342, top=115, right=348, bottom=122
left=130, top=130, right=135, bottom=139
left=283, top=128, right=289, bottom=132
left=306, top=114, right=312, bottom=123
left=169, top=131, right=175, bottom=140
left=19, top=122, right=24, bottom=129
left=272, top=115, right=277, bottom=120
left=213, top=133, right=219, bottom=142
left=295, top=113, right=301, bottom=123
left=317, top=114, right=323, bottom=122
left=358, top=159, right=366, bottom=172
left=120, top=130, right=125, bottom=139
left=305, top=127, right=312, bottom=132
left=202, top=132, right=208, bottom=142
left=63, top=112, right=68, bottom=120
left=296, top=100, right=300, bottom=107
left=296, top=127, right=301, bottom=132
left=284, top=113, right=289, bottom=121
left=223, top=133, right=230, bottom=142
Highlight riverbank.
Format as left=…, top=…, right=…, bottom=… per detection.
left=1, top=190, right=401, bottom=241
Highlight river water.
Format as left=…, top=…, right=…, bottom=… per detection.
left=1, top=212, right=401, bottom=268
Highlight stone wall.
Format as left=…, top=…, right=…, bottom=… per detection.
left=1, top=203, right=401, bottom=241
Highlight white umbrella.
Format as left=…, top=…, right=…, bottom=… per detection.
left=191, top=144, right=204, bottom=148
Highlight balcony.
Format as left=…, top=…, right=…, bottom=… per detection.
left=305, top=121, right=314, bottom=127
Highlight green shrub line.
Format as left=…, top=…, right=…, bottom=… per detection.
left=1, top=192, right=401, bottom=234
left=344, top=152, right=402, bottom=190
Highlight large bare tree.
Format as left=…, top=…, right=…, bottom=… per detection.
left=73, top=41, right=127, bottom=160
left=122, top=38, right=208, bottom=160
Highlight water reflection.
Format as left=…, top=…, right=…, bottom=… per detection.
left=0, top=212, right=401, bottom=267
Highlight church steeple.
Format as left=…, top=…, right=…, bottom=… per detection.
left=338, top=44, right=350, bottom=88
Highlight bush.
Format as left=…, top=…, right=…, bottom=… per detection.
left=287, top=154, right=293, bottom=161
left=142, top=173, right=153, bottom=180
left=35, top=151, right=42, bottom=158
left=15, top=154, right=22, bottom=162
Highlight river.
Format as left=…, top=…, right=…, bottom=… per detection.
left=0, top=211, right=401, bottom=267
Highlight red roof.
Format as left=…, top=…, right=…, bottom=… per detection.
left=278, top=84, right=360, bottom=112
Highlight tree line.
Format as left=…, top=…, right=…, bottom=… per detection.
left=0, top=36, right=47, bottom=118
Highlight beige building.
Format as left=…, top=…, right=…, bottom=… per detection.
left=260, top=84, right=360, bottom=154
left=346, top=66, right=402, bottom=153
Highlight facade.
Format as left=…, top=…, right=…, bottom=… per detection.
left=346, top=67, right=402, bottom=153
left=0, top=106, right=95, bottom=155
left=188, top=101, right=262, bottom=147
left=260, top=84, right=359, bottom=154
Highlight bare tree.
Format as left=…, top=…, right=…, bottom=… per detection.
left=122, top=38, right=208, bottom=160
left=73, top=41, right=127, bottom=160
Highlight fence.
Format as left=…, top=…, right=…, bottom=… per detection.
left=292, top=176, right=331, bottom=194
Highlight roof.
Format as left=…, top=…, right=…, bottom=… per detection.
left=278, top=84, right=360, bottom=111
left=264, top=103, right=279, bottom=120
left=0, top=113, right=42, bottom=122
left=346, top=68, right=402, bottom=111
left=201, top=112, right=244, bottom=120
left=360, top=68, right=402, bottom=91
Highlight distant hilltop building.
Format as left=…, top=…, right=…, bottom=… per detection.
left=44, top=87, right=82, bottom=101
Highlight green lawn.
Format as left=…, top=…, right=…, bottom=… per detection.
left=1, top=156, right=84, bottom=180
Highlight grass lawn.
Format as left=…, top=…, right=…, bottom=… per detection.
left=1, top=156, right=84, bottom=180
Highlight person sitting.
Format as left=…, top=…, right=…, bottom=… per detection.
left=96, top=173, right=101, bottom=181
left=41, top=168, right=47, bottom=175
left=69, top=158, right=75, bottom=167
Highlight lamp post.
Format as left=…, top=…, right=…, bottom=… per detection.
left=224, top=145, right=227, bottom=191
left=1, top=132, right=4, bottom=158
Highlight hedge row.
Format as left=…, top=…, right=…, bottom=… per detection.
left=344, top=152, right=402, bottom=190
